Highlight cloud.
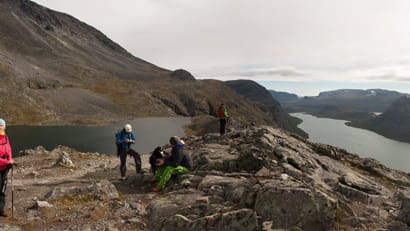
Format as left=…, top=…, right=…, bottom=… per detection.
left=32, top=0, right=410, bottom=96
left=235, top=68, right=307, bottom=77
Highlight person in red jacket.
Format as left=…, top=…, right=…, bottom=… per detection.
left=0, top=119, right=14, bottom=217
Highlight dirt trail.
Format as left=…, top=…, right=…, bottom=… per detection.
left=0, top=148, right=157, bottom=230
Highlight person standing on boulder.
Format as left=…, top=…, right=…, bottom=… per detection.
left=0, top=119, right=14, bottom=217
left=115, top=124, right=142, bottom=180
left=152, top=136, right=193, bottom=192
left=216, top=103, right=229, bottom=135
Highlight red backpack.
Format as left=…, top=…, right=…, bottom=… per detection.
left=216, top=107, right=224, bottom=118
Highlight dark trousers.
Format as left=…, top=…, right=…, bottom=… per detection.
left=219, top=118, right=227, bottom=135
left=119, top=148, right=141, bottom=177
left=0, top=169, right=9, bottom=212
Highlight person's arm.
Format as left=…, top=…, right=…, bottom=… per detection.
left=222, top=106, right=229, bottom=117
left=0, top=141, right=12, bottom=167
left=115, top=131, right=123, bottom=144
left=6, top=142, right=13, bottom=165
left=129, top=133, right=136, bottom=143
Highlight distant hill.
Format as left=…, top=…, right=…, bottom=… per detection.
left=0, top=0, right=302, bottom=136
left=284, top=89, right=406, bottom=121
left=269, top=90, right=299, bottom=103
left=224, top=80, right=307, bottom=137
left=348, top=96, right=410, bottom=142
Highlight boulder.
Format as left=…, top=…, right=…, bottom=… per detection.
left=397, top=191, right=410, bottom=226
left=198, top=175, right=248, bottom=190
left=55, top=152, right=74, bottom=168
left=47, top=180, right=119, bottom=201
left=254, top=180, right=337, bottom=230
left=147, top=192, right=206, bottom=230
left=31, top=200, right=54, bottom=209
left=339, top=172, right=381, bottom=195
left=188, top=209, right=258, bottom=231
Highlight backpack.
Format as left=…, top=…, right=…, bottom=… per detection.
left=216, top=107, right=224, bottom=118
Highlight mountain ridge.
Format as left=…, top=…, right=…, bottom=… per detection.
left=0, top=0, right=301, bottom=137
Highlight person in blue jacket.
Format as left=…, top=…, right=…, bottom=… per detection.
left=115, top=124, right=141, bottom=180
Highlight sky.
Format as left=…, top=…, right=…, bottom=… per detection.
left=33, top=0, right=410, bottom=96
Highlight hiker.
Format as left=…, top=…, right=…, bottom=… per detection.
left=115, top=124, right=142, bottom=180
left=152, top=136, right=193, bottom=192
left=216, top=103, right=229, bottom=135
left=0, top=119, right=14, bottom=217
left=149, top=146, right=169, bottom=174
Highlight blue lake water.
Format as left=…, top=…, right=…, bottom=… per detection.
left=291, top=113, right=410, bottom=173
left=6, top=117, right=190, bottom=156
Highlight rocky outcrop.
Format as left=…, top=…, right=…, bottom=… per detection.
left=224, top=79, right=307, bottom=137
left=3, top=126, right=410, bottom=230
left=144, top=126, right=410, bottom=230
left=169, top=69, right=196, bottom=81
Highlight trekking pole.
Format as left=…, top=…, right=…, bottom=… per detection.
left=11, top=165, right=14, bottom=218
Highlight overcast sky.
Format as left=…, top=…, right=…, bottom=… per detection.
left=33, top=0, right=410, bottom=96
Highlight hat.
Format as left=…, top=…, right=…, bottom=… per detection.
left=0, top=119, right=5, bottom=129
left=124, top=124, right=132, bottom=132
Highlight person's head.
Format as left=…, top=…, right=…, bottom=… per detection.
left=0, top=119, right=5, bottom=133
left=169, top=136, right=181, bottom=146
left=124, top=124, right=132, bottom=133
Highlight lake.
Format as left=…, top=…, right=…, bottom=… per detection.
left=291, top=113, right=410, bottom=173
left=6, top=117, right=191, bottom=156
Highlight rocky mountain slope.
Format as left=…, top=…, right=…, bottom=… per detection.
left=1, top=126, right=410, bottom=230
left=284, top=89, right=406, bottom=121
left=269, top=89, right=299, bottom=103
left=0, top=0, right=301, bottom=136
left=224, top=80, right=307, bottom=137
left=348, top=96, right=410, bottom=143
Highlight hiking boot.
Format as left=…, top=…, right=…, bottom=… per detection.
left=120, top=176, right=127, bottom=181
left=152, top=187, right=160, bottom=193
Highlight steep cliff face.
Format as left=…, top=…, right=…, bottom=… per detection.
left=348, top=96, right=410, bottom=142
left=224, top=80, right=307, bottom=137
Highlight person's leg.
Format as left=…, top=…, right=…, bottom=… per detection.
left=127, top=148, right=142, bottom=173
left=153, top=166, right=166, bottom=181
left=119, top=150, right=127, bottom=179
left=156, top=166, right=174, bottom=190
left=156, top=166, right=189, bottom=190
left=220, top=118, right=226, bottom=135
left=0, top=170, right=9, bottom=215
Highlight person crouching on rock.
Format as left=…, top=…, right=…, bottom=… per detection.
left=0, top=119, right=14, bottom=217
left=152, top=136, right=193, bottom=192
left=149, top=146, right=169, bottom=175
left=115, top=124, right=142, bottom=181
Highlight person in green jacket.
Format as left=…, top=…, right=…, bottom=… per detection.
left=152, top=136, right=193, bottom=192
